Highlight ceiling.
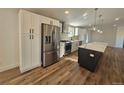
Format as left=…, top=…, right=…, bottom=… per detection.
left=26, top=8, right=124, bottom=27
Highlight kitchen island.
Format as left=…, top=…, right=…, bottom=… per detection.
left=78, top=42, right=108, bottom=72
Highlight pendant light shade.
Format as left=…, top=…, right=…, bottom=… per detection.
left=88, top=8, right=104, bottom=33
left=92, top=8, right=98, bottom=31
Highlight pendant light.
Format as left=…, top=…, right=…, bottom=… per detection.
left=97, top=14, right=102, bottom=33
left=99, top=14, right=103, bottom=34
left=99, top=18, right=103, bottom=34
left=92, top=8, right=98, bottom=31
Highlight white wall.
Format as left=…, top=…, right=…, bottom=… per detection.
left=115, top=26, right=124, bottom=48
left=78, top=28, right=92, bottom=44
left=0, top=9, right=19, bottom=72
left=91, top=25, right=117, bottom=47
left=78, top=28, right=86, bottom=42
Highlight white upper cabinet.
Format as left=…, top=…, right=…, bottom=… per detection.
left=31, top=13, right=40, bottom=35
left=40, top=15, right=50, bottom=25
left=40, top=15, right=60, bottom=27
left=53, top=19, right=60, bottom=27
left=19, top=10, right=40, bottom=35
left=49, top=18, right=60, bottom=26
left=19, top=10, right=32, bottom=34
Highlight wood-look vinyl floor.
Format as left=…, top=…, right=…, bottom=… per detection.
left=0, top=46, right=124, bottom=85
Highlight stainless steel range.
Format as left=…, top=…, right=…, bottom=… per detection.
left=60, top=40, right=72, bottom=55
left=41, top=23, right=60, bottom=67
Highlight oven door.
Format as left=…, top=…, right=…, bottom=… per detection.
left=65, top=42, right=72, bottom=55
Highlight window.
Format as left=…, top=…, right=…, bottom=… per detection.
left=68, top=26, right=75, bottom=37
left=75, top=28, right=78, bottom=36
left=68, top=26, right=79, bottom=37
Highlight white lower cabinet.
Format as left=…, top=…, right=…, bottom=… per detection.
left=71, top=41, right=79, bottom=52
left=31, top=34, right=41, bottom=67
left=60, top=42, right=65, bottom=58
left=20, top=33, right=41, bottom=73
left=20, top=34, right=32, bottom=71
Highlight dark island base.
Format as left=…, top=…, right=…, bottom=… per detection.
left=78, top=48, right=103, bottom=72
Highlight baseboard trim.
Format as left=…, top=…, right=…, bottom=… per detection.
left=20, top=63, right=41, bottom=73
left=0, top=64, right=18, bottom=72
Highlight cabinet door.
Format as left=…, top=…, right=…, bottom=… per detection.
left=20, top=33, right=32, bottom=72
left=60, top=42, right=65, bottom=57
left=20, top=10, right=32, bottom=34
left=31, top=34, right=41, bottom=67
left=40, top=15, right=50, bottom=24
left=71, top=43, right=74, bottom=52
left=31, top=13, right=40, bottom=35
left=53, top=20, right=60, bottom=27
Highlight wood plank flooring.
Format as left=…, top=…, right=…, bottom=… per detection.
left=0, top=46, right=124, bottom=85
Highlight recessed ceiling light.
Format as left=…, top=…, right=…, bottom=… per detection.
left=115, top=17, right=120, bottom=21
left=83, top=12, right=88, bottom=17
left=65, top=11, right=69, bottom=14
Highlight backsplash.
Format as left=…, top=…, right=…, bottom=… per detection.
left=60, top=32, right=79, bottom=40
left=60, top=32, right=71, bottom=40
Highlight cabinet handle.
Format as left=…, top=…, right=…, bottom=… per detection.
left=90, top=54, right=95, bottom=57
left=30, top=35, right=31, bottom=39
left=32, top=35, right=34, bottom=39
left=32, top=29, right=34, bottom=33
left=29, top=29, right=32, bottom=39
left=29, top=29, right=31, bottom=33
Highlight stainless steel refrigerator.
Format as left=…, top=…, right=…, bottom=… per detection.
left=41, top=23, right=60, bottom=67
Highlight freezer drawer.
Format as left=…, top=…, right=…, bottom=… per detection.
left=78, top=48, right=103, bottom=72
left=42, top=50, right=59, bottom=67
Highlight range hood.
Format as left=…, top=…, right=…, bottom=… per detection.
left=61, top=22, right=68, bottom=33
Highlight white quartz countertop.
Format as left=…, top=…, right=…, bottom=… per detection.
left=78, top=42, right=108, bottom=53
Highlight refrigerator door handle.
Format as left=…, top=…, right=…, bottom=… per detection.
left=52, top=29, right=55, bottom=46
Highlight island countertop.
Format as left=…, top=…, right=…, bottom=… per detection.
left=78, top=42, right=108, bottom=53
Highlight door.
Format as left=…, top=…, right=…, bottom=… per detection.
left=32, top=34, right=41, bottom=67
left=20, top=33, right=32, bottom=72
left=116, top=27, right=124, bottom=48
